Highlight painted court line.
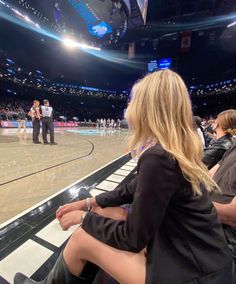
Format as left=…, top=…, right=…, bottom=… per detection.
left=0, top=153, right=128, bottom=229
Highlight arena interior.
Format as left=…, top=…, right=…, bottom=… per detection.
left=0, top=0, right=236, bottom=283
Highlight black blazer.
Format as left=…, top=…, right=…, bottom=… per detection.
left=203, top=134, right=234, bottom=169
left=82, top=145, right=232, bottom=284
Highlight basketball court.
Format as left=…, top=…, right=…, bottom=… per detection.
left=0, top=127, right=129, bottom=224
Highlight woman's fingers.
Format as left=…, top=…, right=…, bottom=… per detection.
left=56, top=205, right=69, bottom=219
left=59, top=211, right=83, bottom=230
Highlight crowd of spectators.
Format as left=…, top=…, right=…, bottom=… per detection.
left=189, top=78, right=236, bottom=97
left=0, top=95, right=123, bottom=124
left=0, top=97, right=29, bottom=121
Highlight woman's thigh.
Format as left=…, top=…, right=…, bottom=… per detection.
left=65, top=228, right=146, bottom=284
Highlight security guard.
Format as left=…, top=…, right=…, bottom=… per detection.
left=41, top=99, right=57, bottom=145
left=29, top=100, right=41, bottom=144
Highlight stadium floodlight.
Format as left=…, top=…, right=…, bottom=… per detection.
left=62, top=37, right=101, bottom=51
left=62, top=38, right=79, bottom=48
left=227, top=21, right=236, bottom=28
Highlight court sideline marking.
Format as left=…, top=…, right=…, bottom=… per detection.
left=0, top=153, right=131, bottom=229
left=0, top=137, right=94, bottom=187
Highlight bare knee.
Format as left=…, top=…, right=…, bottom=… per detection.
left=67, top=227, right=91, bottom=258
left=69, top=227, right=86, bottom=245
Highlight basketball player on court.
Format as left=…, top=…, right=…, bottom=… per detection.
left=41, top=99, right=57, bottom=145
left=29, top=100, right=41, bottom=144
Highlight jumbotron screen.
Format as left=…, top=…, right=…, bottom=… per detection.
left=148, top=58, right=172, bottom=72
left=137, top=0, right=149, bottom=23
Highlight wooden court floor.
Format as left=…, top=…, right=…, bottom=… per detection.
left=0, top=127, right=128, bottom=224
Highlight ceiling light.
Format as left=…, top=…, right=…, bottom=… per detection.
left=62, top=38, right=78, bottom=48
left=227, top=21, right=236, bottom=28
left=62, top=37, right=101, bottom=51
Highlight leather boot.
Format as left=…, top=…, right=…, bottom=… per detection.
left=14, top=252, right=98, bottom=284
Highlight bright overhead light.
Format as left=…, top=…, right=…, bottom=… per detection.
left=62, top=37, right=101, bottom=51
left=62, top=38, right=78, bottom=48
left=227, top=21, right=236, bottom=28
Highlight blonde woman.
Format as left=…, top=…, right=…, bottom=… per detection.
left=14, top=70, right=233, bottom=284
left=203, top=109, right=236, bottom=169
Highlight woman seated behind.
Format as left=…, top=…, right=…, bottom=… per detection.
left=193, top=115, right=205, bottom=147
left=203, top=109, right=236, bottom=169
left=14, top=70, right=233, bottom=284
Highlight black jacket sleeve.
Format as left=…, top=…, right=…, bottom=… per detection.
left=82, top=149, right=179, bottom=253
left=203, top=146, right=226, bottom=170
left=95, top=178, right=137, bottom=208
left=203, top=136, right=234, bottom=169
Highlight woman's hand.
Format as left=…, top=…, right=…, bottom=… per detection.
left=59, top=210, right=84, bottom=231
left=56, top=198, right=99, bottom=220
left=56, top=200, right=86, bottom=220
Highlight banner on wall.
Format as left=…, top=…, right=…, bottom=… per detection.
left=180, top=31, right=192, bottom=53
left=0, top=121, right=80, bottom=128
left=54, top=122, right=79, bottom=127
left=0, top=121, right=32, bottom=128
left=128, top=42, right=135, bottom=59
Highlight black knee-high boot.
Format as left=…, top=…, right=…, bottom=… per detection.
left=14, top=253, right=99, bottom=284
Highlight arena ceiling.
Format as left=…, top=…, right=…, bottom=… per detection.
left=123, top=0, right=236, bottom=42
left=0, top=0, right=139, bottom=46
left=0, top=0, right=235, bottom=89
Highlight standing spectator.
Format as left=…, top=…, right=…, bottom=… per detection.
left=107, top=118, right=110, bottom=128
left=117, top=118, right=121, bottom=129
left=96, top=118, right=100, bottom=128
left=103, top=118, right=106, bottom=128
left=111, top=119, right=115, bottom=129
left=100, top=118, right=103, bottom=128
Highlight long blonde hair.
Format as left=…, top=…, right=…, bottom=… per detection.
left=125, top=69, right=218, bottom=196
